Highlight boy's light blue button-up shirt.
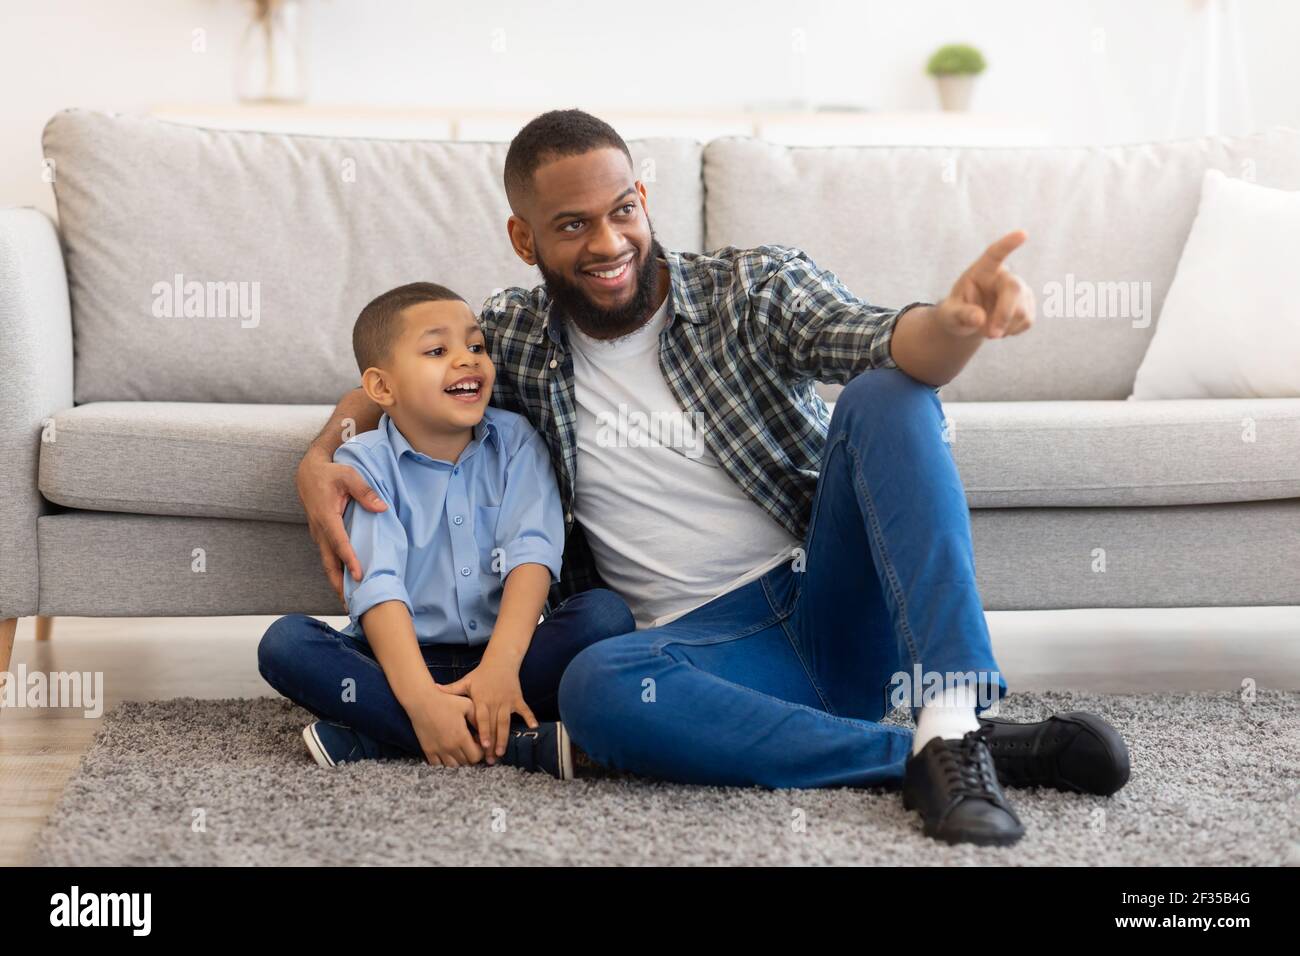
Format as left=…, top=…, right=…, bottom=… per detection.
left=335, top=406, right=564, bottom=646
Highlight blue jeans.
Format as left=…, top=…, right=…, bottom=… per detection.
left=556, top=369, right=1008, bottom=789
left=258, top=588, right=635, bottom=759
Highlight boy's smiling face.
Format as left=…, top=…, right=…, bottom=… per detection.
left=364, top=298, right=495, bottom=437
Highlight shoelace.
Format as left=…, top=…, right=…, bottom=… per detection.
left=937, top=723, right=1004, bottom=803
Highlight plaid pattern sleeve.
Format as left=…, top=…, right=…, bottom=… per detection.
left=744, top=244, right=929, bottom=385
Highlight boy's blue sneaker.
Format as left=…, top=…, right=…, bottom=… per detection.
left=303, top=720, right=373, bottom=767
left=499, top=721, right=575, bottom=780
left=305, top=717, right=577, bottom=777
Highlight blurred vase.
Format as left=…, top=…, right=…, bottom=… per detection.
left=934, top=75, right=975, bottom=112
left=236, top=0, right=307, bottom=103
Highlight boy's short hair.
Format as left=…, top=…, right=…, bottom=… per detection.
left=352, top=282, right=466, bottom=374
left=503, top=109, right=633, bottom=212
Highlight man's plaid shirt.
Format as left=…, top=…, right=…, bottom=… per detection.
left=480, top=245, right=927, bottom=611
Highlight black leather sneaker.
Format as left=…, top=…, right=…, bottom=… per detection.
left=978, top=711, right=1130, bottom=796
left=903, top=724, right=1025, bottom=846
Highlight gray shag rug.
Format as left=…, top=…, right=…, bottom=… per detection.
left=33, top=690, right=1300, bottom=866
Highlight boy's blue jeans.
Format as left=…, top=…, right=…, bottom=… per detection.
left=258, top=588, right=634, bottom=759
left=556, top=368, right=1008, bottom=790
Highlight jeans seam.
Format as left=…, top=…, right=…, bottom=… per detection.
left=760, top=567, right=832, bottom=713
left=778, top=610, right=833, bottom=715
left=647, top=602, right=786, bottom=654
left=306, top=617, right=386, bottom=673
left=847, top=440, right=923, bottom=671
left=651, top=578, right=835, bottom=717
left=647, top=587, right=785, bottom=655
left=773, top=542, right=834, bottom=715
left=643, top=638, right=912, bottom=739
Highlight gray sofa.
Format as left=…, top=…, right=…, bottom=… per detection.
left=3, top=110, right=1299, bottom=675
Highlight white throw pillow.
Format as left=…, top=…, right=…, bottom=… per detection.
left=1130, top=169, right=1300, bottom=399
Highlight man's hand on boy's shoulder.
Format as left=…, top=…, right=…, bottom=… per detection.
left=296, top=446, right=389, bottom=605
left=439, top=658, right=538, bottom=765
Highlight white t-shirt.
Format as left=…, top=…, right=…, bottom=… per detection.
left=567, top=291, right=801, bottom=628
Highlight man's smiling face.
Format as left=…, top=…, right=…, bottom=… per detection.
left=506, top=147, right=665, bottom=340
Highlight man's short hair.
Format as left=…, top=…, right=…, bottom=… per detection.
left=504, top=108, right=633, bottom=211
left=352, top=281, right=465, bottom=374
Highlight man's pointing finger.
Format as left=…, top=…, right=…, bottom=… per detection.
left=975, top=230, right=1028, bottom=274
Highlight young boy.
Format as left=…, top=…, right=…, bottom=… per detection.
left=258, top=282, right=634, bottom=778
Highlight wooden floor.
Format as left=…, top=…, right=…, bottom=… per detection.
left=2, top=606, right=1297, bottom=866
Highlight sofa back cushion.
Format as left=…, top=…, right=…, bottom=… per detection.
left=703, top=130, right=1300, bottom=401
left=43, top=110, right=704, bottom=404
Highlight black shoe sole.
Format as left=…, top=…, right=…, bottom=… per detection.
left=903, top=788, right=1025, bottom=846
left=983, top=711, right=1130, bottom=796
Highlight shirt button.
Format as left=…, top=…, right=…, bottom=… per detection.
left=453, top=515, right=463, bottom=525
left=452, top=467, right=459, bottom=475
left=461, top=567, right=471, bottom=576
left=467, top=620, right=477, bottom=630
left=549, top=359, right=558, bottom=369
left=565, top=511, right=573, bottom=523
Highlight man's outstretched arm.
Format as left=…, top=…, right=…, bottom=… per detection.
left=296, top=386, right=388, bottom=604
left=760, top=231, right=1035, bottom=390
left=889, top=231, right=1036, bottom=387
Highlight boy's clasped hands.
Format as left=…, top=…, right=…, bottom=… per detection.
left=420, top=649, right=539, bottom=768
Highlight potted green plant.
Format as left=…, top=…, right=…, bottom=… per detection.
left=926, top=43, right=986, bottom=112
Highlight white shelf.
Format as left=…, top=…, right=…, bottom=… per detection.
left=148, top=104, right=1053, bottom=147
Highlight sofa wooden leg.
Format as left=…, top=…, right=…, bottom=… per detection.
left=35, top=615, right=53, bottom=642
left=1, top=618, right=15, bottom=705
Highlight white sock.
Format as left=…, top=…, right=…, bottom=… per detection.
left=911, top=683, right=980, bottom=756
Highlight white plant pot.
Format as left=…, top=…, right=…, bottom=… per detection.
left=934, top=74, right=976, bottom=112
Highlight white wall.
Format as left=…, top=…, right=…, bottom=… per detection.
left=3, top=0, right=1298, bottom=216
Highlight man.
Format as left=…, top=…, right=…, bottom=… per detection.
left=297, top=109, right=1130, bottom=846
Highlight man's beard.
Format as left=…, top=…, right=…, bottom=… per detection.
left=537, top=234, right=666, bottom=341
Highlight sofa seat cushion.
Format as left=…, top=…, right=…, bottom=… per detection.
left=39, top=402, right=331, bottom=522
left=38, top=398, right=1300, bottom=521
left=944, top=398, right=1300, bottom=507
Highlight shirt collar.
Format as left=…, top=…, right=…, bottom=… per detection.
left=382, top=408, right=499, bottom=463
left=533, top=249, right=708, bottom=347
left=662, top=250, right=711, bottom=326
